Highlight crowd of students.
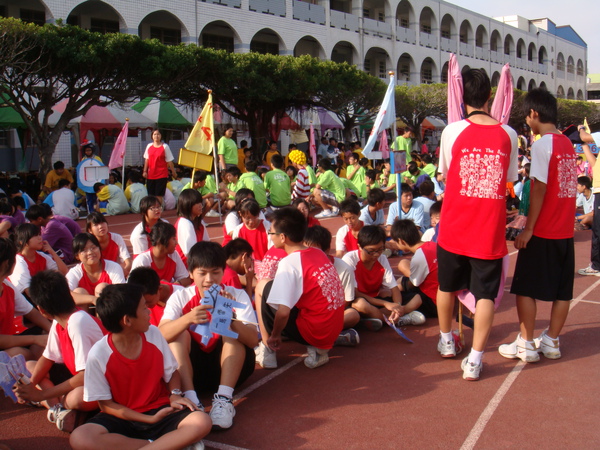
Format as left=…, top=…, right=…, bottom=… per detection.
left=0, top=69, right=594, bottom=448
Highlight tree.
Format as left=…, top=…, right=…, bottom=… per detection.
left=394, top=83, right=447, bottom=143
left=0, top=18, right=187, bottom=177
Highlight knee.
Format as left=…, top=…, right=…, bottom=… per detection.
left=94, top=283, right=110, bottom=297
left=70, top=425, right=96, bottom=450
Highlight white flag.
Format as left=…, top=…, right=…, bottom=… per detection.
left=362, top=74, right=396, bottom=158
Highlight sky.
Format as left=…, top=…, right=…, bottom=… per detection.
left=447, top=0, right=598, bottom=75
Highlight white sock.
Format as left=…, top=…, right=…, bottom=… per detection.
left=468, top=349, right=484, bottom=365
left=217, top=385, right=234, bottom=399
left=184, top=390, right=200, bottom=405
left=441, top=331, right=453, bottom=343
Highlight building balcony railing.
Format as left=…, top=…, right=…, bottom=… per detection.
left=557, top=69, right=565, bottom=79
left=419, top=31, right=437, bottom=49
left=459, top=42, right=472, bottom=57
left=293, top=1, right=325, bottom=25
left=395, top=26, right=416, bottom=44
left=249, top=0, right=286, bottom=17
left=440, top=37, right=457, bottom=53
left=363, top=17, right=392, bottom=39
left=330, top=9, right=359, bottom=32
left=539, top=63, right=548, bottom=75
left=475, top=47, right=487, bottom=60
left=527, top=61, right=536, bottom=72
left=490, top=50, right=501, bottom=64
left=205, top=0, right=242, bottom=8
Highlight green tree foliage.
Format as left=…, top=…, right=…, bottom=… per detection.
left=394, top=83, right=447, bottom=143
left=0, top=18, right=188, bottom=176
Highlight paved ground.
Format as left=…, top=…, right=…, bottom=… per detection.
left=1, top=207, right=599, bottom=449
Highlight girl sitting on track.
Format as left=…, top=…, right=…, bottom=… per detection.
left=85, top=212, right=132, bottom=276
left=174, top=189, right=209, bottom=265
left=129, top=195, right=167, bottom=257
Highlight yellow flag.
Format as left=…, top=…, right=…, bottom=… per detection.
left=584, top=117, right=591, bottom=134
left=185, top=93, right=214, bottom=155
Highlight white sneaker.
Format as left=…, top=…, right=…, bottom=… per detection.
left=533, top=329, right=561, bottom=359
left=331, top=206, right=340, bottom=215
left=314, top=209, right=335, bottom=219
left=204, top=210, right=221, bottom=218
left=255, top=341, right=277, bottom=369
left=304, top=346, right=329, bottom=368
left=209, top=394, right=235, bottom=430
left=461, top=356, right=483, bottom=381
left=396, top=311, right=426, bottom=327
left=437, top=334, right=456, bottom=358
left=498, top=333, right=540, bottom=363
left=184, top=441, right=205, bottom=450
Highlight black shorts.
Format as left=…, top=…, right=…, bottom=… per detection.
left=190, top=337, right=255, bottom=393
left=147, top=178, right=168, bottom=197
left=261, top=280, right=309, bottom=346
left=437, top=244, right=503, bottom=301
left=87, top=406, right=192, bottom=441
left=399, top=277, right=437, bottom=318
left=510, top=235, right=574, bottom=301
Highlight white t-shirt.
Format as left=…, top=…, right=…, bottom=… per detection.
left=163, top=188, right=176, bottom=211
left=10, top=252, right=58, bottom=294
left=43, top=310, right=104, bottom=372
left=359, top=205, right=384, bottom=226
left=224, top=211, right=266, bottom=236
left=66, top=260, right=126, bottom=292
left=130, top=219, right=169, bottom=256
left=51, top=187, right=79, bottom=220
left=176, top=218, right=210, bottom=256
left=333, top=257, right=355, bottom=302
left=577, top=192, right=594, bottom=215
left=342, top=250, right=397, bottom=291
left=335, top=224, right=358, bottom=253
left=130, top=250, right=189, bottom=283
left=421, top=227, right=435, bottom=242
left=413, top=196, right=436, bottom=229
left=143, top=143, right=174, bottom=162
left=108, top=232, right=131, bottom=264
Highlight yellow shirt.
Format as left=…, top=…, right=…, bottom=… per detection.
left=44, top=170, right=74, bottom=191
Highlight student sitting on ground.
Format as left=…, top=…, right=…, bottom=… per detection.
left=219, top=166, right=243, bottom=212
left=304, top=225, right=360, bottom=347
left=421, top=200, right=442, bottom=243
left=70, top=284, right=211, bottom=450
left=576, top=175, right=593, bottom=229
left=342, top=225, right=426, bottom=327
left=239, top=160, right=268, bottom=209
left=391, top=219, right=439, bottom=319
left=335, top=199, right=364, bottom=258
left=66, top=233, right=126, bottom=308
left=51, top=179, right=79, bottom=220
left=159, top=242, right=258, bottom=430
left=0, top=238, right=50, bottom=359
left=123, top=171, right=148, bottom=214
left=223, top=238, right=255, bottom=301
left=413, top=179, right=436, bottom=229
left=231, top=198, right=272, bottom=263
left=129, top=196, right=167, bottom=257
left=182, top=170, right=220, bottom=217
left=26, top=204, right=76, bottom=264
left=255, top=208, right=345, bottom=370
left=385, top=183, right=425, bottom=234
left=86, top=212, right=132, bottom=277
left=127, top=267, right=183, bottom=328
left=313, top=158, right=350, bottom=219
left=131, top=221, right=191, bottom=287
left=346, top=152, right=367, bottom=199
left=291, top=198, right=320, bottom=227
left=264, top=154, right=291, bottom=208
left=14, top=271, right=104, bottom=432
left=359, top=188, right=385, bottom=226
left=93, top=182, right=129, bottom=216
left=10, top=223, right=68, bottom=297
left=288, top=150, right=312, bottom=200
left=174, top=189, right=209, bottom=266
left=221, top=189, right=262, bottom=247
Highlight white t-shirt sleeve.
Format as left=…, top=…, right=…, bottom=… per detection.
left=439, top=121, right=469, bottom=176
left=161, top=286, right=191, bottom=322
left=335, top=225, right=349, bottom=252
left=341, top=250, right=360, bottom=270
left=111, top=233, right=131, bottom=263
left=66, top=264, right=84, bottom=291
left=379, top=255, right=397, bottom=290
left=130, top=251, right=152, bottom=271
left=421, top=228, right=435, bottom=242
left=530, top=136, right=552, bottom=184
left=386, top=202, right=398, bottom=226
left=334, top=258, right=356, bottom=302
left=163, top=144, right=174, bottom=163
left=409, top=248, right=430, bottom=288
left=232, top=223, right=243, bottom=240
left=42, top=321, right=63, bottom=363
left=267, top=253, right=303, bottom=310
left=105, top=260, right=126, bottom=284
left=171, top=252, right=189, bottom=282
left=177, top=218, right=197, bottom=255
left=44, top=253, right=58, bottom=271
left=130, top=223, right=148, bottom=256
left=502, top=125, right=520, bottom=182
left=145, top=325, right=178, bottom=383
left=83, top=338, right=113, bottom=403
left=69, top=311, right=105, bottom=372
left=224, top=212, right=240, bottom=236
left=201, top=221, right=210, bottom=242
left=9, top=255, right=31, bottom=294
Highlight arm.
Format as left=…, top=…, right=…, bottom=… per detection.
left=98, top=398, right=175, bottom=424
left=159, top=305, right=210, bottom=343
left=16, top=364, right=85, bottom=404
left=266, top=305, right=290, bottom=351
left=43, top=241, right=69, bottom=275
left=142, top=159, right=149, bottom=179
left=23, top=308, right=51, bottom=332
left=514, top=179, right=546, bottom=249
left=167, top=161, right=177, bottom=179
left=231, top=321, right=259, bottom=348
left=581, top=144, right=596, bottom=168
left=0, top=333, right=47, bottom=350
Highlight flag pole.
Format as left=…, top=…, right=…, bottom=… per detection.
left=121, top=118, right=129, bottom=189
left=209, top=90, right=223, bottom=224
left=387, top=71, right=400, bottom=215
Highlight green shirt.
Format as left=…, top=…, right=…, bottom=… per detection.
left=264, top=168, right=291, bottom=207
left=422, top=163, right=437, bottom=178
left=201, top=174, right=217, bottom=196
left=239, top=172, right=268, bottom=208
left=218, top=137, right=238, bottom=165
left=400, top=169, right=423, bottom=184
left=347, top=165, right=366, bottom=198
left=226, top=180, right=242, bottom=199
left=306, top=165, right=317, bottom=186
left=391, top=136, right=413, bottom=164
left=318, top=170, right=346, bottom=203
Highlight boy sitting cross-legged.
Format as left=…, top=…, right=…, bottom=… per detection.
left=13, top=270, right=104, bottom=432
left=159, top=241, right=258, bottom=430
left=70, top=284, right=211, bottom=449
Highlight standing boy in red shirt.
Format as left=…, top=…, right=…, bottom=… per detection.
left=499, top=89, right=577, bottom=362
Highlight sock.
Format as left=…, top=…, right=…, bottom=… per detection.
left=184, top=390, right=200, bottom=405
left=217, top=385, right=234, bottom=399
left=441, top=331, right=453, bottom=343
left=468, top=349, right=484, bottom=365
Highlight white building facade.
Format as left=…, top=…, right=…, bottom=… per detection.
left=0, top=0, right=588, bottom=99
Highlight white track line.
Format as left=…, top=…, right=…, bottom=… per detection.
left=203, top=440, right=250, bottom=450
left=578, top=299, right=600, bottom=305
left=460, top=277, right=600, bottom=449
left=233, top=356, right=304, bottom=402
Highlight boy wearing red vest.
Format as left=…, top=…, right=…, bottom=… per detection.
left=335, top=199, right=364, bottom=258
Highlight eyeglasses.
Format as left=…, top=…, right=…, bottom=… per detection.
left=267, top=231, right=283, bottom=236
left=149, top=206, right=163, bottom=212
left=362, top=247, right=384, bottom=256
left=80, top=245, right=99, bottom=254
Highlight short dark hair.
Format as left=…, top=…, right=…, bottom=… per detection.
left=245, top=160, right=258, bottom=173
left=58, top=178, right=71, bottom=188
left=578, top=176, right=592, bottom=190
left=390, top=219, right=421, bottom=246
left=419, top=180, right=435, bottom=197
left=430, top=200, right=443, bottom=216
left=127, top=266, right=160, bottom=295
left=271, top=154, right=284, bottom=169
left=238, top=198, right=261, bottom=217
left=272, top=207, right=306, bottom=243
left=193, top=171, right=208, bottom=184
left=523, top=88, right=557, bottom=125
left=13, top=223, right=41, bottom=252
left=462, top=69, right=491, bottom=109
left=0, top=237, right=17, bottom=277
left=25, top=204, right=50, bottom=222
left=188, top=241, right=227, bottom=272
left=53, top=161, right=65, bottom=170
left=358, top=225, right=387, bottom=248
left=422, top=154, right=432, bottom=164
left=234, top=188, right=255, bottom=211
left=365, top=169, right=378, bottom=181
left=339, top=198, right=361, bottom=216
left=150, top=221, right=176, bottom=247
left=349, top=152, right=360, bottom=161
left=30, top=271, right=75, bottom=316
left=224, top=238, right=253, bottom=260
left=303, top=225, right=332, bottom=252
left=318, top=158, right=332, bottom=171
left=227, top=166, right=242, bottom=178
left=86, top=211, right=108, bottom=233
left=129, top=170, right=142, bottom=184
left=367, top=188, right=385, bottom=206
left=291, top=197, right=310, bottom=209
left=96, top=284, right=144, bottom=333
left=72, top=233, right=101, bottom=260
left=407, top=161, right=419, bottom=175
left=240, top=140, right=248, bottom=147
left=93, top=182, right=105, bottom=193
left=400, top=183, right=413, bottom=195
left=286, top=165, right=298, bottom=177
